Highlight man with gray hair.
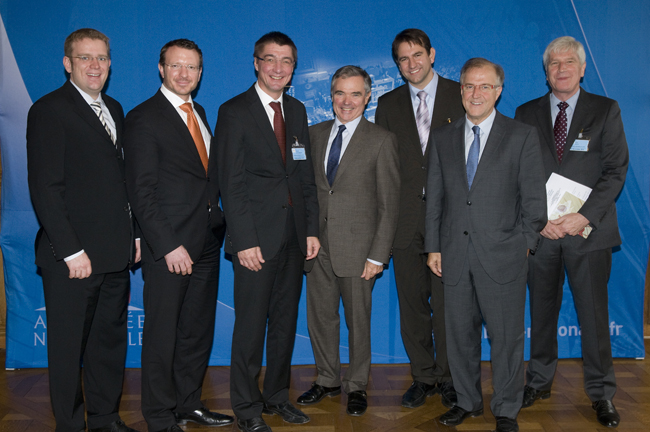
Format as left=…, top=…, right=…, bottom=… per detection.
left=516, top=36, right=628, bottom=428
left=426, top=58, right=546, bottom=432
left=297, top=65, right=399, bottom=416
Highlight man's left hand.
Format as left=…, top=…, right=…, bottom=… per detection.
left=135, top=239, right=142, bottom=263
left=306, top=236, right=320, bottom=260
left=550, top=213, right=590, bottom=237
left=361, top=261, right=383, bottom=281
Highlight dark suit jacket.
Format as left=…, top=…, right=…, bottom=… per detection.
left=515, top=89, right=628, bottom=252
left=308, top=117, right=400, bottom=277
left=375, top=76, right=465, bottom=248
left=215, top=85, right=319, bottom=259
left=124, top=90, right=225, bottom=263
left=27, top=80, right=131, bottom=274
left=425, top=111, right=547, bottom=286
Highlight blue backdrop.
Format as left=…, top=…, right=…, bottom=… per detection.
left=1, top=0, right=648, bottom=368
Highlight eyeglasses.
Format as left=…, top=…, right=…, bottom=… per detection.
left=461, top=84, right=500, bottom=92
left=72, top=56, right=109, bottom=64
left=256, top=56, right=295, bottom=67
left=165, top=63, right=201, bottom=73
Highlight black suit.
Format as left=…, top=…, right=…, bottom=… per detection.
left=375, top=76, right=464, bottom=384
left=124, top=89, right=225, bottom=431
left=216, top=85, right=318, bottom=420
left=27, top=80, right=132, bottom=431
left=515, top=89, right=628, bottom=401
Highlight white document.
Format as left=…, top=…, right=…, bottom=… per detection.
left=545, top=173, right=593, bottom=238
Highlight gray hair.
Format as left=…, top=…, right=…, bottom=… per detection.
left=331, top=65, right=372, bottom=96
left=543, top=36, right=586, bottom=70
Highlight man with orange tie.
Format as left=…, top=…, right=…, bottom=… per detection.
left=124, top=39, right=232, bottom=432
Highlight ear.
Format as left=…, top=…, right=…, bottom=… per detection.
left=364, top=91, right=372, bottom=106
left=158, top=63, right=165, bottom=80
left=63, top=56, right=72, bottom=73
left=429, top=48, right=436, bottom=64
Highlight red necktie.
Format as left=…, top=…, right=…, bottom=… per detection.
left=179, top=103, right=208, bottom=173
left=554, top=101, right=569, bottom=164
left=270, top=102, right=292, bottom=206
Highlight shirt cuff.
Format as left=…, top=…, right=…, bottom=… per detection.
left=64, top=250, right=84, bottom=261
left=367, top=258, right=383, bottom=266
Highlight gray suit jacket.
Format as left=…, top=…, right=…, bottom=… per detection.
left=307, top=117, right=400, bottom=277
left=425, top=111, right=547, bottom=286
left=515, top=89, right=628, bottom=252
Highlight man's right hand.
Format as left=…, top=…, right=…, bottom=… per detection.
left=540, top=220, right=566, bottom=240
left=66, top=252, right=92, bottom=279
left=427, top=252, right=442, bottom=277
left=164, top=245, right=194, bottom=275
left=238, top=246, right=265, bottom=272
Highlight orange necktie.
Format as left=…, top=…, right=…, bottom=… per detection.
left=179, top=102, right=208, bottom=173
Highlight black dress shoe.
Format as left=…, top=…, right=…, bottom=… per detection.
left=438, top=381, right=458, bottom=408
left=89, top=419, right=138, bottom=432
left=592, top=399, right=620, bottom=428
left=237, top=416, right=272, bottom=432
left=175, top=407, right=234, bottom=426
left=297, top=382, right=342, bottom=405
left=401, top=381, right=438, bottom=408
left=495, top=416, right=519, bottom=432
left=346, top=390, right=368, bottom=416
left=439, top=405, right=484, bottom=426
left=521, top=385, right=550, bottom=408
left=262, top=401, right=310, bottom=424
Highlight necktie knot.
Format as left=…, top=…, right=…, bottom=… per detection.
left=179, top=102, right=193, bottom=114
left=472, top=125, right=480, bottom=135
left=338, top=124, right=346, bottom=134
left=558, top=101, right=569, bottom=112
left=417, top=90, right=427, bottom=102
left=270, top=101, right=282, bottom=115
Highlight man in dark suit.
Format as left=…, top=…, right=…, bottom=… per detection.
left=296, top=66, right=399, bottom=416
left=515, top=36, right=628, bottom=428
left=375, top=28, right=464, bottom=409
left=215, top=32, right=320, bottom=432
left=425, top=58, right=547, bottom=432
left=124, top=39, right=233, bottom=432
left=26, top=28, right=138, bottom=432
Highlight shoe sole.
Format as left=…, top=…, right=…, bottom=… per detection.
left=296, top=389, right=342, bottom=406
left=177, top=418, right=234, bottom=427
left=401, top=387, right=440, bottom=408
left=439, top=408, right=484, bottom=426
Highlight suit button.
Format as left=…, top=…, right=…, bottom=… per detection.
left=207, top=177, right=210, bottom=182
left=123, top=206, right=129, bottom=212
left=329, top=190, right=333, bottom=195
left=285, top=175, right=289, bottom=179
left=464, top=231, right=468, bottom=235
left=324, top=217, right=327, bottom=221
left=421, top=166, right=426, bottom=170
left=467, top=201, right=471, bottom=205
left=282, top=205, right=287, bottom=209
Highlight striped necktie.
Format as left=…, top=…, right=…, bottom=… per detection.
left=90, top=101, right=115, bottom=145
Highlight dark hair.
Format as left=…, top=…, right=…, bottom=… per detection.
left=331, top=65, right=372, bottom=95
left=64, top=28, right=110, bottom=58
left=159, top=39, right=203, bottom=68
left=391, top=28, right=432, bottom=63
left=460, top=57, right=505, bottom=86
left=253, top=31, right=297, bottom=63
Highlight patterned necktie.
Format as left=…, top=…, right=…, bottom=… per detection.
left=554, top=101, right=569, bottom=164
left=270, top=101, right=292, bottom=205
left=467, top=125, right=480, bottom=188
left=270, top=102, right=287, bottom=165
left=90, top=101, right=115, bottom=145
left=416, top=91, right=431, bottom=154
left=179, top=103, right=208, bottom=173
left=327, top=124, right=346, bottom=186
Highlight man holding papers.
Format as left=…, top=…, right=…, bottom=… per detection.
left=515, top=36, right=629, bottom=428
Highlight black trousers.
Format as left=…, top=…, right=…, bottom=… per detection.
left=229, top=208, right=304, bottom=420
left=141, top=226, right=220, bottom=431
left=392, top=211, right=449, bottom=384
left=42, top=267, right=130, bottom=432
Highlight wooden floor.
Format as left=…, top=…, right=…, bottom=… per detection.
left=1, top=341, right=648, bottom=432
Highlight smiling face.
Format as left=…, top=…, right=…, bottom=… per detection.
left=461, top=66, right=502, bottom=125
left=331, top=75, right=371, bottom=124
left=254, top=43, right=295, bottom=100
left=546, top=49, right=586, bottom=101
left=63, top=38, right=111, bottom=99
left=396, top=41, right=436, bottom=90
left=158, top=46, right=202, bottom=101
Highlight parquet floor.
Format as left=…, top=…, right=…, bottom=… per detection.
left=1, top=340, right=648, bottom=431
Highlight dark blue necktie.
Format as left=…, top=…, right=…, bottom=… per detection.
left=327, top=124, right=346, bottom=186
left=467, top=125, right=480, bottom=188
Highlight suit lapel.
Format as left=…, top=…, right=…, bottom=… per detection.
left=65, top=81, right=115, bottom=146
left=334, top=117, right=368, bottom=183
left=534, top=93, right=558, bottom=164
left=470, top=112, right=506, bottom=190
left=246, top=86, right=285, bottom=167
left=394, top=85, right=427, bottom=163
left=450, top=119, right=469, bottom=192
left=314, top=121, right=333, bottom=184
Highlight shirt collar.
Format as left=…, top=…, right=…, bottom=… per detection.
left=408, top=70, right=438, bottom=100
left=70, top=80, right=104, bottom=105
left=550, top=88, right=580, bottom=112
left=255, top=81, right=284, bottom=106
left=333, top=114, right=363, bottom=136
left=465, top=108, right=497, bottom=135
left=160, top=84, right=194, bottom=108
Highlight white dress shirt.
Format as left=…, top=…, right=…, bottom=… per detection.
left=464, top=108, right=497, bottom=163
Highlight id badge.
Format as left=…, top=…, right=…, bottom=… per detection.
left=570, top=131, right=590, bottom=152
left=291, top=136, right=307, bottom=160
